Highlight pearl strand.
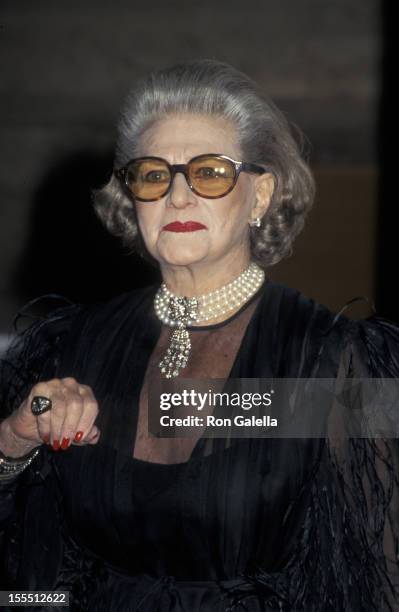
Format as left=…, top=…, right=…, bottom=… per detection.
left=154, top=261, right=265, bottom=326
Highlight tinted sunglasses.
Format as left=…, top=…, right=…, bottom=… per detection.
left=115, top=153, right=267, bottom=202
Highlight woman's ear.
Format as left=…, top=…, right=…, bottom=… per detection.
left=251, top=173, right=275, bottom=222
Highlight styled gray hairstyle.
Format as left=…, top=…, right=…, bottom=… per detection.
left=92, top=59, right=315, bottom=268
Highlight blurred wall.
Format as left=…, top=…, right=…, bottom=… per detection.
left=0, top=0, right=380, bottom=332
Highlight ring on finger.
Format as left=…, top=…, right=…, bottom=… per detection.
left=31, top=396, right=52, bottom=416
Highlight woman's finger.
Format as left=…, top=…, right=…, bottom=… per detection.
left=57, top=390, right=84, bottom=450
left=70, top=387, right=99, bottom=446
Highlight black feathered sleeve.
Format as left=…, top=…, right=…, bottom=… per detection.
left=0, top=295, right=83, bottom=530
left=290, top=313, right=399, bottom=610
left=220, top=311, right=399, bottom=611
left=0, top=294, right=84, bottom=420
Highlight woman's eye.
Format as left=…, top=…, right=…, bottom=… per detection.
left=196, top=167, right=217, bottom=178
left=144, top=170, right=168, bottom=182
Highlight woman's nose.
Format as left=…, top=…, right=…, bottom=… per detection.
left=167, top=172, right=196, bottom=208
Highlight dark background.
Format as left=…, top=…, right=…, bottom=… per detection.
left=0, top=0, right=395, bottom=339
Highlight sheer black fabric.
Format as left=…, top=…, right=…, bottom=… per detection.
left=1, top=279, right=399, bottom=611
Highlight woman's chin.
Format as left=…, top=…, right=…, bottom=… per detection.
left=157, top=245, right=208, bottom=267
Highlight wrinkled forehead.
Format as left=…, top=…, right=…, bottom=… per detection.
left=136, top=113, right=242, bottom=162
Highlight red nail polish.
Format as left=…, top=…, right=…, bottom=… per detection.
left=53, top=439, right=60, bottom=451
left=61, top=437, right=70, bottom=450
left=74, top=431, right=84, bottom=442
left=42, top=434, right=50, bottom=444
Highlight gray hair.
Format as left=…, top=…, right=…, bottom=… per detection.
left=92, top=59, right=315, bottom=268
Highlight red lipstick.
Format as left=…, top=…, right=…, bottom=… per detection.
left=162, top=221, right=207, bottom=232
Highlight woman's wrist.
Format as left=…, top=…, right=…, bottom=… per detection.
left=0, top=449, right=41, bottom=478
left=0, top=419, right=41, bottom=478
left=0, top=418, right=40, bottom=459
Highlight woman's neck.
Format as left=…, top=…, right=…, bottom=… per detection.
left=160, top=254, right=252, bottom=298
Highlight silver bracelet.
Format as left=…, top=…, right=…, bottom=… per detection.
left=0, top=446, right=41, bottom=477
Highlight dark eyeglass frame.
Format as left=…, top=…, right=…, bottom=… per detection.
left=114, top=153, right=267, bottom=201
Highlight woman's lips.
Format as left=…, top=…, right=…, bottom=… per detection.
left=162, top=221, right=207, bottom=232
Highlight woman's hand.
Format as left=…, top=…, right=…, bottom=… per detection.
left=0, top=377, right=100, bottom=457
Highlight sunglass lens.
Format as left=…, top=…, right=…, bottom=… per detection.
left=126, top=159, right=171, bottom=200
left=189, top=156, right=236, bottom=197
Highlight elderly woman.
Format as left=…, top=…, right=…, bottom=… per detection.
left=1, top=59, right=399, bottom=611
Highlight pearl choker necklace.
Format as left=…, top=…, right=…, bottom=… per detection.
left=154, top=261, right=265, bottom=378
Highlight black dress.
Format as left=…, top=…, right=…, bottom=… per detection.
left=1, top=278, right=399, bottom=611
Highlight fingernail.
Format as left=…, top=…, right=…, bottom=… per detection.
left=74, top=431, right=84, bottom=442
left=61, top=437, right=70, bottom=450
left=52, top=439, right=60, bottom=451
left=42, top=434, right=50, bottom=444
